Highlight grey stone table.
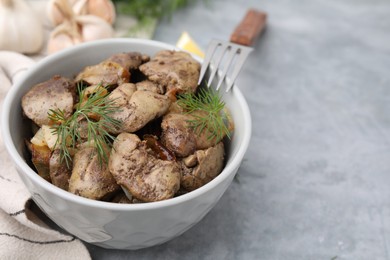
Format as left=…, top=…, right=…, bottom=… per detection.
left=86, top=0, right=390, bottom=259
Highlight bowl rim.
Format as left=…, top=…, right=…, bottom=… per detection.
left=1, top=38, right=252, bottom=211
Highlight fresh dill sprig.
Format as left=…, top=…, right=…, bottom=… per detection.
left=177, top=87, right=231, bottom=142
left=113, top=0, right=196, bottom=21
left=48, top=84, right=121, bottom=168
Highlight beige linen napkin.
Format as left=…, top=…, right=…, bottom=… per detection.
left=0, top=53, right=91, bottom=260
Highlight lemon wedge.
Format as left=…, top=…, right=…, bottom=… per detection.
left=176, top=31, right=204, bottom=58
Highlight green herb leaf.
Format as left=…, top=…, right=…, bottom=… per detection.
left=177, top=87, right=232, bottom=142
left=113, top=0, right=198, bottom=20
left=48, top=84, right=121, bottom=168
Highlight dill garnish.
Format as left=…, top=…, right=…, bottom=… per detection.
left=48, top=84, right=121, bottom=168
left=177, top=87, right=232, bottom=142
left=113, top=0, right=195, bottom=21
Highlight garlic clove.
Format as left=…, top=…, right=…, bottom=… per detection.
left=46, top=0, right=66, bottom=26
left=46, top=0, right=86, bottom=26
left=0, top=0, right=44, bottom=54
left=72, top=0, right=88, bottom=16
left=86, top=0, right=116, bottom=25
left=75, top=15, right=114, bottom=42
left=47, top=22, right=82, bottom=54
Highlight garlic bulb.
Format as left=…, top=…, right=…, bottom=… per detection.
left=47, top=0, right=115, bottom=26
left=0, top=0, right=44, bottom=54
left=47, top=0, right=113, bottom=54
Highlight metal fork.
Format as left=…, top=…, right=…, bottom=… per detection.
left=198, top=9, right=267, bottom=92
left=198, top=40, right=253, bottom=92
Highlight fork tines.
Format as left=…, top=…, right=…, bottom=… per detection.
left=198, top=39, right=253, bottom=92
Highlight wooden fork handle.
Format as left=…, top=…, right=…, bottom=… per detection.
left=230, top=9, right=267, bottom=46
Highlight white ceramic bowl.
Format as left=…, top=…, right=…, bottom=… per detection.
left=1, top=39, right=251, bottom=249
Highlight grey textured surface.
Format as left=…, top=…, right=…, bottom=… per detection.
left=86, top=0, right=390, bottom=259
